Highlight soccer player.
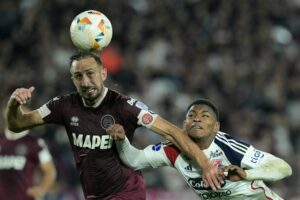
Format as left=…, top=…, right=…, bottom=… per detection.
left=0, top=126, right=56, bottom=200
left=107, top=99, right=293, bottom=200
left=6, top=52, right=223, bottom=200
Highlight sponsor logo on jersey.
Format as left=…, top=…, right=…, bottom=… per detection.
left=250, top=148, right=264, bottom=164
left=72, top=133, right=113, bottom=150
left=142, top=113, right=153, bottom=125
left=201, top=190, right=231, bottom=200
left=152, top=143, right=162, bottom=151
left=70, top=116, right=79, bottom=126
left=100, top=114, right=115, bottom=129
left=127, top=98, right=137, bottom=106
left=188, top=177, right=226, bottom=191
left=209, top=150, right=223, bottom=159
left=184, top=164, right=193, bottom=171
left=0, top=155, right=26, bottom=170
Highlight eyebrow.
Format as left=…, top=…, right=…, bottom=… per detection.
left=188, top=110, right=211, bottom=114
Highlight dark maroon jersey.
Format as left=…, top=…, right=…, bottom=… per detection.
left=38, top=88, right=147, bottom=199
left=0, top=132, right=49, bottom=200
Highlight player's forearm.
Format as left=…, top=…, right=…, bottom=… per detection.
left=39, top=162, right=56, bottom=194
left=115, top=137, right=152, bottom=170
left=245, top=156, right=292, bottom=181
left=150, top=117, right=210, bottom=169
left=6, top=103, right=24, bottom=132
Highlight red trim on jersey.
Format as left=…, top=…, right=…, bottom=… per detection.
left=163, top=145, right=180, bottom=165
left=250, top=180, right=273, bottom=200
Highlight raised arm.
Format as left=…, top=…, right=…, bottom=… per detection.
left=6, top=87, right=44, bottom=132
left=222, top=147, right=292, bottom=182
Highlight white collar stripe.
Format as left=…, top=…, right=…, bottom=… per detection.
left=216, top=132, right=249, bottom=151
left=215, top=135, right=247, bottom=155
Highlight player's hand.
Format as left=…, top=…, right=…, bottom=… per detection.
left=26, top=186, right=46, bottom=200
left=8, top=86, right=35, bottom=107
left=106, top=124, right=126, bottom=140
left=221, top=165, right=246, bottom=181
left=202, top=163, right=225, bottom=191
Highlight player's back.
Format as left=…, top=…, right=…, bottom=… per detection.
left=0, top=131, right=41, bottom=200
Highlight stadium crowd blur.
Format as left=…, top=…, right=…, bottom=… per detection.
left=1, top=0, right=300, bottom=199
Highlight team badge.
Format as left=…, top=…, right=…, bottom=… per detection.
left=211, top=159, right=223, bottom=168
left=100, top=114, right=115, bottom=129
left=142, top=113, right=153, bottom=125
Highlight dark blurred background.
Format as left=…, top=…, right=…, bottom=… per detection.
left=0, top=0, right=299, bottom=199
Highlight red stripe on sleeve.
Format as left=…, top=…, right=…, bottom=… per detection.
left=163, top=145, right=180, bottom=165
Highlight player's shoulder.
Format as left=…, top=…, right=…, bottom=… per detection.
left=160, top=141, right=180, bottom=154
left=214, top=131, right=250, bottom=152
left=46, top=92, right=80, bottom=105
left=215, top=131, right=249, bottom=145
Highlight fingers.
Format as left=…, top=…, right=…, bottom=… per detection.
left=106, top=124, right=125, bottom=140
left=10, top=87, right=35, bottom=105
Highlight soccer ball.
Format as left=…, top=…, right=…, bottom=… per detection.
left=70, top=10, right=113, bottom=52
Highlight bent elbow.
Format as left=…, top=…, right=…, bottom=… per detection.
left=285, top=164, right=293, bottom=177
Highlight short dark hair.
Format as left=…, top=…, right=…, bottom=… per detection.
left=186, top=99, right=219, bottom=121
left=69, top=51, right=103, bottom=68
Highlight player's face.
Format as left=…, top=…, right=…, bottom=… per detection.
left=70, top=56, right=107, bottom=105
left=183, top=104, right=219, bottom=141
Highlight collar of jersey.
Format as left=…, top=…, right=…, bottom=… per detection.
left=81, top=87, right=108, bottom=108
left=4, top=128, right=29, bottom=140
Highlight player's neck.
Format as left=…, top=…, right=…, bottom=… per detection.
left=82, top=87, right=108, bottom=108
left=194, top=133, right=216, bottom=150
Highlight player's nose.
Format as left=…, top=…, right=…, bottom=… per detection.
left=81, top=74, right=91, bottom=87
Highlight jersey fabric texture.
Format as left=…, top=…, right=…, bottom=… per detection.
left=144, top=131, right=284, bottom=200
left=38, top=88, right=149, bottom=200
left=0, top=132, right=51, bottom=200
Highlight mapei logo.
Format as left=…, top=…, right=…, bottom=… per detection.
left=250, top=149, right=264, bottom=164
left=70, top=116, right=79, bottom=126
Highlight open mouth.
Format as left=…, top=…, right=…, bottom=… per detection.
left=83, top=88, right=96, bottom=94
left=191, top=125, right=203, bottom=130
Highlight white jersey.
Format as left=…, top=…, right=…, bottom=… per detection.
left=143, top=131, right=283, bottom=200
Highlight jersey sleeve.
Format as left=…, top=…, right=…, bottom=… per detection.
left=37, top=138, right=53, bottom=164
left=215, top=132, right=250, bottom=166
left=119, top=97, right=158, bottom=129
left=115, top=138, right=171, bottom=170
left=144, top=143, right=173, bottom=168
left=37, top=96, right=65, bottom=124
left=241, top=145, right=292, bottom=181
left=241, top=145, right=276, bottom=169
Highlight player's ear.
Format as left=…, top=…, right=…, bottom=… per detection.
left=101, top=67, right=107, bottom=81
left=213, top=121, right=220, bottom=133
left=183, top=120, right=187, bottom=132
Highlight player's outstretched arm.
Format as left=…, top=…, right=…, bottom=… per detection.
left=244, top=154, right=292, bottom=181
left=150, top=116, right=224, bottom=191
left=6, top=87, right=45, bottom=132
left=106, top=124, right=169, bottom=170
left=224, top=148, right=293, bottom=182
